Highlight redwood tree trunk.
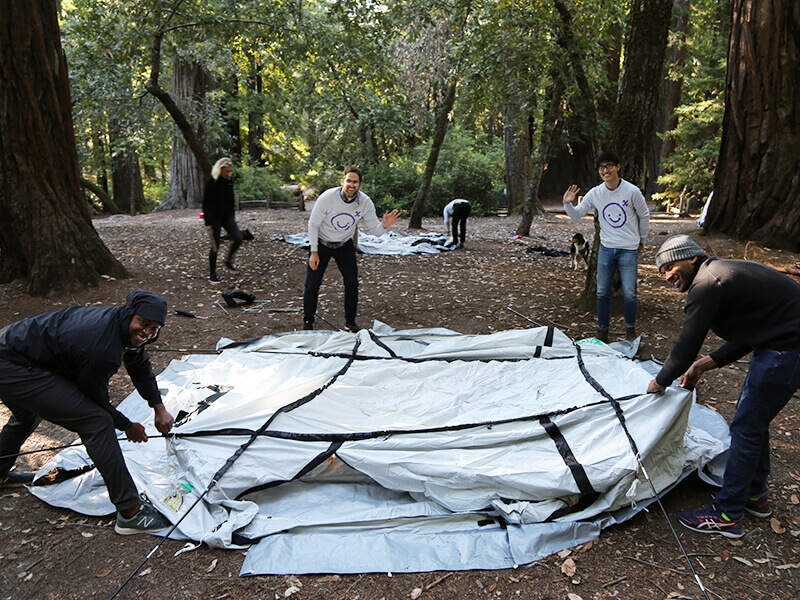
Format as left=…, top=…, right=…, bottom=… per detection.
left=704, top=0, right=800, bottom=250
left=154, top=60, right=207, bottom=212
left=0, top=0, right=128, bottom=296
left=112, top=150, right=147, bottom=214
left=613, top=0, right=673, bottom=192
left=503, top=104, right=533, bottom=214
left=408, top=81, right=457, bottom=229
left=517, top=74, right=564, bottom=237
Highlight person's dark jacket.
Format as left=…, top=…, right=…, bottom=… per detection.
left=202, top=176, right=235, bottom=226
left=656, top=258, right=800, bottom=387
left=0, top=291, right=167, bottom=431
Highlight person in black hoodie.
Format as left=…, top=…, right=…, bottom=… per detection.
left=0, top=290, right=175, bottom=535
left=203, top=157, right=244, bottom=283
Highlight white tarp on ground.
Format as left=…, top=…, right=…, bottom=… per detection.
left=29, top=325, right=728, bottom=575
left=281, top=231, right=453, bottom=254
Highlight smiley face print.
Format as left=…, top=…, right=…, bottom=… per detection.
left=602, top=203, right=627, bottom=229
left=330, top=212, right=359, bottom=231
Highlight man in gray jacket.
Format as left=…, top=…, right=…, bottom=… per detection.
left=647, top=235, right=800, bottom=538
left=0, top=290, right=175, bottom=535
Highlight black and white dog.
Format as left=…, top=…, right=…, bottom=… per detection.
left=570, top=232, right=590, bottom=270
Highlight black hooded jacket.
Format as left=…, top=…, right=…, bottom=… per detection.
left=0, top=291, right=167, bottom=431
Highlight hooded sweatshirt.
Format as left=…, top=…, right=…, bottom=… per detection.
left=0, top=290, right=167, bottom=431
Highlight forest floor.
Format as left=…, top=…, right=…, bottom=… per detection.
left=1, top=205, right=799, bottom=600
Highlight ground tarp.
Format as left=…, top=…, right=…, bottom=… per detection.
left=29, top=325, right=728, bottom=574
left=281, top=231, right=452, bottom=254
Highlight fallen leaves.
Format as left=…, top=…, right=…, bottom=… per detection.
left=770, top=517, right=786, bottom=534
left=561, top=557, right=577, bottom=577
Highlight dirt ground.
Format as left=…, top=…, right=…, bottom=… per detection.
left=1, top=206, right=799, bottom=600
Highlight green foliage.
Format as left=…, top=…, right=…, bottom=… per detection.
left=656, top=0, right=729, bottom=207
left=366, top=130, right=504, bottom=216
left=234, top=166, right=285, bottom=204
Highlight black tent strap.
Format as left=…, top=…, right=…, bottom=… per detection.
left=573, top=344, right=641, bottom=457
left=174, top=388, right=229, bottom=428
left=169, top=395, right=640, bottom=444
left=234, top=441, right=342, bottom=502
left=205, top=339, right=362, bottom=489
left=538, top=415, right=597, bottom=497
left=367, top=330, right=399, bottom=358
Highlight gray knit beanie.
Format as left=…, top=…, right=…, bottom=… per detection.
left=655, top=235, right=707, bottom=273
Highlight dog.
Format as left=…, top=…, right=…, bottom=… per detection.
left=570, top=232, right=590, bottom=270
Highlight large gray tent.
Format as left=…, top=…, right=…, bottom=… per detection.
left=30, top=325, right=727, bottom=574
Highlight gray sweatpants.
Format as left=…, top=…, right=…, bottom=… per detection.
left=0, top=358, right=140, bottom=511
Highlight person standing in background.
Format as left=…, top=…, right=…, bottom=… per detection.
left=203, top=157, right=244, bottom=283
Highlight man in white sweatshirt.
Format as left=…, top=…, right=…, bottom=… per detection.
left=563, top=152, right=650, bottom=342
left=304, top=168, right=401, bottom=332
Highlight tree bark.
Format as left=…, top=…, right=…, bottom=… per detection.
left=408, top=81, right=457, bottom=229
left=0, top=0, right=128, bottom=296
left=145, top=27, right=211, bottom=178
left=613, top=0, right=673, bottom=193
left=154, top=59, right=207, bottom=212
left=657, top=0, right=688, bottom=187
left=554, top=0, right=602, bottom=158
left=112, top=150, right=148, bottom=214
left=516, top=74, right=564, bottom=237
left=503, top=104, right=533, bottom=214
left=247, top=52, right=264, bottom=166
left=81, top=177, right=121, bottom=214
left=705, top=0, right=800, bottom=250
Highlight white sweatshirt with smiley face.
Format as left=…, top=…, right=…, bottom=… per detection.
left=564, top=178, right=649, bottom=250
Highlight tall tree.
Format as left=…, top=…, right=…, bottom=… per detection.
left=704, top=0, right=800, bottom=249
left=516, top=69, right=565, bottom=236
left=154, top=59, right=208, bottom=212
left=503, top=105, right=533, bottom=213
left=0, top=0, right=128, bottom=295
left=613, top=0, right=673, bottom=195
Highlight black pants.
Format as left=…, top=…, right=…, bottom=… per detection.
left=0, top=358, right=140, bottom=512
left=303, top=239, right=358, bottom=323
left=209, top=217, right=244, bottom=277
left=451, top=202, right=471, bottom=244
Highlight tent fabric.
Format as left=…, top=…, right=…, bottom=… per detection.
left=28, top=325, right=728, bottom=574
left=280, top=231, right=452, bottom=255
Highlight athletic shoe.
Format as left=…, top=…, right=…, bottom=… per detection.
left=744, top=493, right=773, bottom=518
left=209, top=274, right=221, bottom=284
left=115, top=504, right=172, bottom=535
left=678, top=505, right=743, bottom=538
left=223, top=259, right=237, bottom=271
left=0, top=471, right=35, bottom=488
left=302, top=319, right=314, bottom=331
left=345, top=319, right=359, bottom=333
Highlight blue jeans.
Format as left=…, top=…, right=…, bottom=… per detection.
left=715, top=348, right=800, bottom=520
left=596, top=245, right=638, bottom=330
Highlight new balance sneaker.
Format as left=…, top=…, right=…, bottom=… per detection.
left=678, top=505, right=743, bottom=538
left=0, top=471, right=35, bottom=488
left=744, top=493, right=773, bottom=518
left=115, top=504, right=172, bottom=535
